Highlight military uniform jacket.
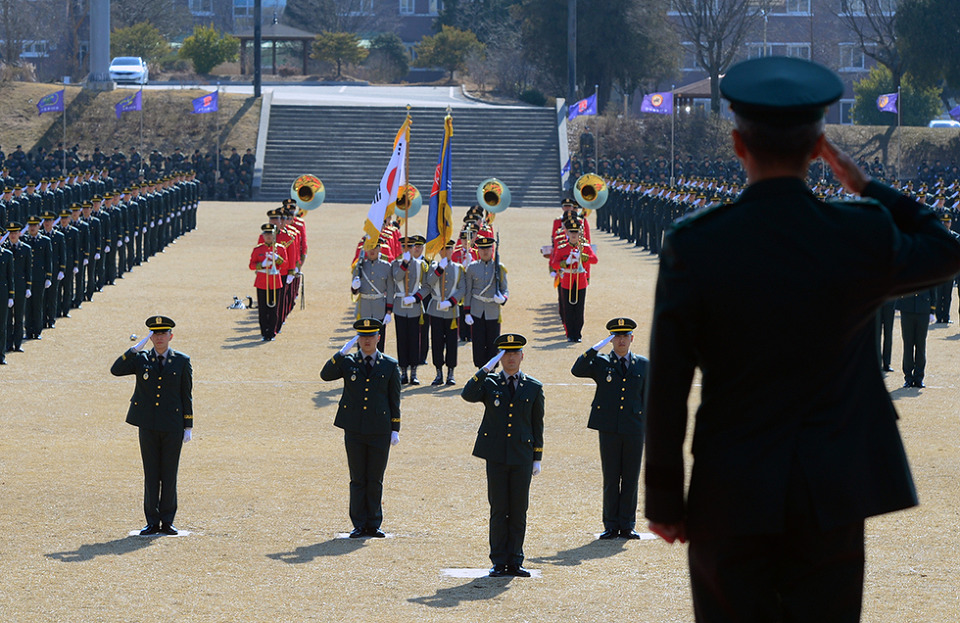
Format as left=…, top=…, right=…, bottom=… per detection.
left=3, top=241, right=32, bottom=292
left=0, top=247, right=13, bottom=299
left=320, top=351, right=401, bottom=436
left=391, top=258, right=425, bottom=318
left=463, top=259, right=508, bottom=320
left=110, top=348, right=194, bottom=432
left=352, top=257, right=394, bottom=319
left=462, top=369, right=544, bottom=465
left=645, top=178, right=960, bottom=541
left=419, top=261, right=465, bottom=319
left=571, top=349, right=647, bottom=434
left=895, top=289, right=935, bottom=314
left=22, top=234, right=52, bottom=284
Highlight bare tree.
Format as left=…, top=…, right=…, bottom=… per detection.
left=283, top=0, right=393, bottom=36
left=836, top=0, right=902, bottom=88
left=669, top=0, right=761, bottom=113
left=112, top=0, right=194, bottom=39
left=0, top=0, right=42, bottom=66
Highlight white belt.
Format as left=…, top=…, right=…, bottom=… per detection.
left=473, top=294, right=496, bottom=303
left=360, top=293, right=385, bottom=300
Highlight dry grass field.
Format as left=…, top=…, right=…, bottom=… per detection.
left=1, top=201, right=958, bottom=622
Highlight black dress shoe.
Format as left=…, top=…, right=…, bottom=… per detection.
left=160, top=524, right=178, bottom=535
left=507, top=565, right=531, bottom=577
left=913, top=381, right=925, bottom=388
left=139, top=524, right=161, bottom=536
left=364, top=528, right=386, bottom=538
left=883, top=365, right=894, bottom=372
left=902, top=382, right=913, bottom=388
left=488, top=564, right=508, bottom=577
left=348, top=528, right=364, bottom=538
left=598, top=529, right=618, bottom=540
left=620, top=529, right=642, bottom=540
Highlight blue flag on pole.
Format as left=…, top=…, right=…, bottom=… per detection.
left=641, top=91, right=674, bottom=115
left=115, top=90, right=142, bottom=119
left=877, top=92, right=898, bottom=113
left=425, top=114, right=454, bottom=258
left=192, top=91, right=218, bottom=114
left=37, top=89, right=65, bottom=116
left=950, top=105, right=960, bottom=121
left=568, top=94, right=597, bottom=120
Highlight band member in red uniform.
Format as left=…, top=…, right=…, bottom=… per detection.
left=549, top=214, right=597, bottom=342
left=250, top=223, right=288, bottom=341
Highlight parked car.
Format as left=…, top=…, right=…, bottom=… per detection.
left=928, top=119, right=960, bottom=128
left=109, top=57, right=149, bottom=84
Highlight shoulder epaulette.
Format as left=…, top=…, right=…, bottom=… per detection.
left=671, top=201, right=732, bottom=231
left=826, top=198, right=884, bottom=211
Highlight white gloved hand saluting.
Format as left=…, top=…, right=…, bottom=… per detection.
left=464, top=314, right=474, bottom=326
left=339, top=335, right=359, bottom=355
left=493, top=293, right=506, bottom=305
left=592, top=334, right=615, bottom=352
left=482, top=350, right=505, bottom=372
left=437, top=300, right=452, bottom=311
left=402, top=295, right=416, bottom=306
left=183, top=428, right=192, bottom=443
left=390, top=431, right=399, bottom=446
left=383, top=313, right=393, bottom=325
left=134, top=331, right=154, bottom=351
left=438, top=257, right=449, bottom=269
left=532, top=461, right=542, bottom=476
left=351, top=277, right=361, bottom=290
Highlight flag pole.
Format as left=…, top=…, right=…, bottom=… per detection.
left=139, top=84, right=145, bottom=177
left=670, top=84, right=676, bottom=187
left=215, top=83, right=221, bottom=182
left=897, top=85, right=902, bottom=181
left=61, top=90, right=67, bottom=175
left=403, top=104, right=412, bottom=295
left=593, top=84, right=600, bottom=171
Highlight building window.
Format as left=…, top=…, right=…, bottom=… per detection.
left=428, top=0, right=442, bottom=15
left=746, top=43, right=772, bottom=59
left=234, top=0, right=254, bottom=17
left=784, top=0, right=810, bottom=12
left=20, top=40, right=48, bottom=59
left=670, top=0, right=720, bottom=15
left=839, top=99, right=855, bottom=124
left=347, top=0, right=374, bottom=15
left=842, top=0, right=896, bottom=15
left=399, top=0, right=414, bottom=14
left=680, top=44, right=699, bottom=72
left=188, top=0, right=214, bottom=15
left=786, top=44, right=810, bottom=59
left=839, top=43, right=867, bottom=71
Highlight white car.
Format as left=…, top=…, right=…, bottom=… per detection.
left=928, top=119, right=960, bottom=128
left=109, top=57, right=149, bottom=84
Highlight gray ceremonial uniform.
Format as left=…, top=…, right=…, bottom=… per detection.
left=352, top=257, right=394, bottom=320
left=463, top=259, right=509, bottom=368
left=420, top=260, right=466, bottom=370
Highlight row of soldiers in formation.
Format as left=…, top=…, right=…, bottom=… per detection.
left=248, top=201, right=309, bottom=341
left=0, top=174, right=201, bottom=364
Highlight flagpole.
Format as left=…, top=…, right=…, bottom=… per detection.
left=139, top=84, right=145, bottom=177
left=593, top=84, right=600, bottom=172
left=670, top=84, right=676, bottom=187
left=403, top=104, right=411, bottom=295
left=897, top=85, right=902, bottom=181
left=61, top=90, right=67, bottom=175
left=215, top=83, right=221, bottom=182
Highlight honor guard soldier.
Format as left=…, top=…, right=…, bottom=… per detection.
left=111, top=316, right=193, bottom=536
left=420, top=239, right=465, bottom=385
left=70, top=203, right=91, bottom=309
left=412, top=235, right=430, bottom=368
left=80, top=200, right=102, bottom=302
left=644, top=56, right=960, bottom=622
left=320, top=317, right=402, bottom=539
left=21, top=216, right=51, bottom=340
left=391, top=235, right=426, bottom=385
left=39, top=211, right=66, bottom=329
left=461, top=333, right=544, bottom=578
left=351, top=237, right=395, bottom=353
left=571, top=318, right=648, bottom=539
left=250, top=223, right=289, bottom=341
left=463, top=236, right=509, bottom=368
left=56, top=209, right=79, bottom=318
left=550, top=214, right=597, bottom=342
left=0, top=232, right=12, bottom=363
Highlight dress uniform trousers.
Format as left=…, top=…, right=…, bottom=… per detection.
left=935, top=280, right=953, bottom=323
left=8, top=290, right=26, bottom=350
left=486, top=460, right=533, bottom=567
left=900, top=312, right=929, bottom=385
left=257, top=288, right=280, bottom=340
left=599, top=431, right=644, bottom=532
left=875, top=301, right=895, bottom=369
left=59, top=272, right=73, bottom=317
left=394, top=315, right=420, bottom=368
left=430, top=315, right=458, bottom=369
left=559, top=287, right=587, bottom=341
left=139, top=428, right=184, bottom=526
left=471, top=316, right=500, bottom=369
left=345, top=432, right=391, bottom=530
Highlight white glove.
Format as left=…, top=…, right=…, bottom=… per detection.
left=286, top=274, right=295, bottom=284
left=142, top=227, right=147, bottom=233
left=124, top=236, right=130, bottom=243
left=439, top=256, right=449, bottom=269
left=930, top=314, right=936, bottom=324
left=493, top=293, right=506, bottom=305
left=117, top=240, right=122, bottom=247
left=437, top=300, right=452, bottom=311
left=351, top=277, right=361, bottom=290
left=565, top=252, right=580, bottom=265
left=532, top=461, right=542, bottom=476
left=104, top=245, right=110, bottom=253
left=83, top=258, right=89, bottom=266
left=402, top=251, right=411, bottom=263
left=383, top=313, right=392, bottom=325
left=339, top=335, right=359, bottom=354
left=25, top=288, right=31, bottom=299
left=183, top=428, right=192, bottom=443
left=550, top=271, right=557, bottom=279
left=402, top=295, right=416, bottom=305
left=483, top=350, right=505, bottom=372
left=592, top=334, right=615, bottom=352
left=464, top=314, right=474, bottom=326
left=390, top=431, right=399, bottom=446
left=57, top=271, right=64, bottom=280
left=150, top=222, right=155, bottom=228
left=134, top=331, right=154, bottom=350
left=6, top=299, right=12, bottom=308
left=73, top=267, right=79, bottom=274
left=94, top=253, right=101, bottom=260
left=44, top=279, right=51, bottom=289
left=261, top=259, right=270, bottom=268
left=166, top=217, right=171, bottom=223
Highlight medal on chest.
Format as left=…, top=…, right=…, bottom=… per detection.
left=606, top=374, right=612, bottom=383
left=143, top=372, right=150, bottom=380
left=351, top=374, right=357, bottom=381
left=494, top=398, right=500, bottom=407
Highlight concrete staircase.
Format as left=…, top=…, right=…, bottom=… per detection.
left=258, top=105, right=562, bottom=209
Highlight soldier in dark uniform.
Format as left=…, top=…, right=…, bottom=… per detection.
left=69, top=203, right=90, bottom=308
left=80, top=200, right=102, bottom=301
left=895, top=289, right=935, bottom=388
left=644, top=57, right=960, bottom=622
left=461, top=333, right=544, bottom=578
left=320, top=318, right=402, bottom=538
left=21, top=216, right=51, bottom=340
left=39, top=211, right=66, bottom=328
left=934, top=213, right=956, bottom=323
left=0, top=233, right=13, bottom=363
left=110, top=316, right=193, bottom=536
left=56, top=209, right=79, bottom=318
left=571, top=317, right=648, bottom=539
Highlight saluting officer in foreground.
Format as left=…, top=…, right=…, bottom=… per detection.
left=461, top=333, right=543, bottom=578
left=571, top=318, right=647, bottom=539
left=320, top=318, right=401, bottom=538
left=644, top=57, right=960, bottom=623
left=111, top=316, right=193, bottom=536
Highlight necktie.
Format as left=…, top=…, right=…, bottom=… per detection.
left=508, top=375, right=517, bottom=398
left=158, top=354, right=165, bottom=372
left=365, top=355, right=373, bottom=375
left=620, top=357, right=628, bottom=376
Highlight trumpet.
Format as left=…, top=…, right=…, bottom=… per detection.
left=265, top=240, right=281, bottom=309
left=568, top=228, right=587, bottom=305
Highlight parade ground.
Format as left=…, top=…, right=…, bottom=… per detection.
left=2, top=200, right=959, bottom=622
